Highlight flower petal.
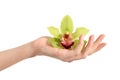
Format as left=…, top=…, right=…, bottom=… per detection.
left=49, top=38, right=62, bottom=48
left=72, top=27, right=89, bottom=39
left=60, top=15, right=74, bottom=34
left=48, top=26, right=60, bottom=38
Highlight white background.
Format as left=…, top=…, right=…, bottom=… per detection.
left=0, top=0, right=120, bottom=80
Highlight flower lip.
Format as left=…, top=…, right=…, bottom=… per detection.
left=61, top=41, right=74, bottom=49
left=61, top=33, right=74, bottom=49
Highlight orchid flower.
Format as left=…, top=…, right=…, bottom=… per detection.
left=48, top=15, right=89, bottom=49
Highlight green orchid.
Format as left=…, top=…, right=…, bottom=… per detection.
left=48, top=15, right=89, bottom=49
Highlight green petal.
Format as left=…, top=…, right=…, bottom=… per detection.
left=60, top=15, right=74, bottom=34
left=72, top=40, right=87, bottom=49
left=72, top=27, right=89, bottom=39
left=72, top=40, right=79, bottom=49
left=48, top=26, right=60, bottom=38
left=49, top=38, right=62, bottom=48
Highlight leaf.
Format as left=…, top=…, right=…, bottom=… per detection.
left=48, top=26, right=60, bottom=38
left=72, top=27, right=89, bottom=39
left=49, top=38, right=62, bottom=48
left=83, top=40, right=87, bottom=48
left=60, top=15, right=74, bottom=34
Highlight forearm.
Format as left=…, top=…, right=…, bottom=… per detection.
left=0, top=42, right=35, bottom=71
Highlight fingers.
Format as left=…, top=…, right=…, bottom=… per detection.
left=47, top=34, right=106, bottom=62
left=93, top=34, right=105, bottom=49
left=72, top=35, right=85, bottom=60
left=81, top=35, right=94, bottom=57
left=73, top=34, right=106, bottom=60
left=88, top=34, right=106, bottom=55
left=75, top=35, right=84, bottom=54
left=94, top=43, right=107, bottom=53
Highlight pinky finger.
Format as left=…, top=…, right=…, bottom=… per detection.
left=95, top=43, right=107, bottom=52
left=89, top=43, right=107, bottom=55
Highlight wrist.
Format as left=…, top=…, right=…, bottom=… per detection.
left=19, top=41, right=38, bottom=59
left=19, top=42, right=36, bottom=59
left=27, top=41, right=37, bottom=57
left=31, top=39, right=43, bottom=57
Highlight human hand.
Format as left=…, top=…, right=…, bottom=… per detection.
left=33, top=34, right=106, bottom=62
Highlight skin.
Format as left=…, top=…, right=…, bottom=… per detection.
left=0, top=34, right=106, bottom=71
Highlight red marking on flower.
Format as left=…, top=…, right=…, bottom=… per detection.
left=61, top=42, right=74, bottom=49
left=61, top=33, right=74, bottom=49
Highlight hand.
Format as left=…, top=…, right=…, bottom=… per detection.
left=33, top=34, right=106, bottom=62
